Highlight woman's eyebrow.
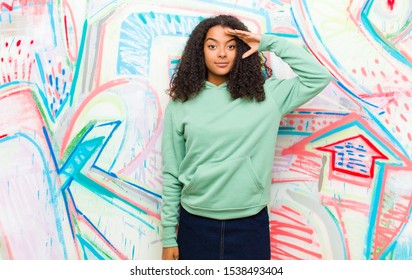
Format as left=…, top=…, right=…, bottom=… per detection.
left=205, top=38, right=236, bottom=43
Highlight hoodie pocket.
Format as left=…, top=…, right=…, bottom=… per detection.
left=182, top=157, right=264, bottom=211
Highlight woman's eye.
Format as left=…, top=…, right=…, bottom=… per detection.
left=208, top=45, right=216, bottom=49
left=228, top=45, right=236, bottom=50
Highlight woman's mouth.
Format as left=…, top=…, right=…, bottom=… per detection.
left=215, top=62, right=229, bottom=67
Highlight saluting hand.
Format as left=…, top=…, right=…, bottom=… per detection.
left=225, top=28, right=261, bottom=59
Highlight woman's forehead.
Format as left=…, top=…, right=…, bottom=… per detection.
left=205, top=26, right=236, bottom=42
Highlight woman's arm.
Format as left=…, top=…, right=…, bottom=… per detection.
left=226, top=28, right=331, bottom=115
left=161, top=104, right=185, bottom=249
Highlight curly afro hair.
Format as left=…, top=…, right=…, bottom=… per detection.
left=168, top=14, right=272, bottom=102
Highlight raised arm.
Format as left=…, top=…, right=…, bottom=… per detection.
left=226, top=28, right=331, bottom=115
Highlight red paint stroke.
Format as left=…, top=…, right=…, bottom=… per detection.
left=64, top=192, right=128, bottom=260
left=322, top=196, right=370, bottom=215
left=62, top=0, right=79, bottom=62
left=64, top=15, right=69, bottom=48
left=372, top=167, right=412, bottom=259
left=0, top=0, right=15, bottom=11
left=283, top=113, right=411, bottom=169
left=271, top=238, right=322, bottom=259
left=1, top=0, right=48, bottom=12
left=387, top=0, right=395, bottom=10
left=0, top=85, right=46, bottom=136
left=321, top=196, right=352, bottom=259
left=289, top=155, right=322, bottom=178
left=316, top=134, right=389, bottom=179
left=271, top=210, right=305, bottom=226
left=270, top=226, right=322, bottom=259
left=271, top=245, right=303, bottom=260
left=1, top=39, right=36, bottom=83
left=270, top=205, right=322, bottom=260
left=60, top=78, right=129, bottom=157
left=64, top=195, right=84, bottom=259
left=0, top=134, right=7, bottom=139
left=357, top=91, right=395, bottom=99
left=117, top=81, right=163, bottom=176
left=271, top=221, right=314, bottom=242
left=0, top=222, right=13, bottom=259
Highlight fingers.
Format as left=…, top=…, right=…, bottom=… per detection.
left=242, top=49, right=256, bottom=59
left=171, top=251, right=179, bottom=260
left=162, top=247, right=179, bottom=260
left=225, top=28, right=252, bottom=39
left=162, top=253, right=179, bottom=260
left=224, top=28, right=260, bottom=59
left=224, top=27, right=236, bottom=35
left=225, top=28, right=259, bottom=41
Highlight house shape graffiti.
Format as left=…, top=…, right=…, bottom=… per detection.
left=282, top=112, right=412, bottom=259
left=316, top=134, right=388, bottom=181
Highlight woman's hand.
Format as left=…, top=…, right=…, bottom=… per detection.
left=225, top=28, right=262, bottom=59
left=162, top=246, right=179, bottom=260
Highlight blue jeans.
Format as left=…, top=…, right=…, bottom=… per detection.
left=177, top=206, right=270, bottom=260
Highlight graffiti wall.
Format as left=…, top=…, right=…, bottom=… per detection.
left=0, top=0, right=411, bottom=260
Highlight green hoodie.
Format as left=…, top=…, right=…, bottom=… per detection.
left=161, top=34, right=331, bottom=248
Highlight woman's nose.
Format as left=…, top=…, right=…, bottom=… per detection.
left=218, top=48, right=227, bottom=58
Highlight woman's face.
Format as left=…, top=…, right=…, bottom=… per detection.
left=203, top=25, right=237, bottom=86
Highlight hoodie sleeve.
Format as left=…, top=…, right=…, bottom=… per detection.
left=161, top=103, right=185, bottom=248
left=258, top=34, right=332, bottom=115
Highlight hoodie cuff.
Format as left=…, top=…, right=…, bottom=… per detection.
left=162, top=226, right=178, bottom=248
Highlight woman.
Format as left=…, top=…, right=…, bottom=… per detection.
left=161, top=14, right=331, bottom=260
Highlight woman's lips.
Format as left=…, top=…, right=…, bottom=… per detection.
left=215, top=62, right=229, bottom=67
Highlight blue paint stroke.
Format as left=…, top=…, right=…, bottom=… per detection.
left=69, top=20, right=88, bottom=106
left=0, top=132, right=69, bottom=259
left=291, top=2, right=381, bottom=108
left=362, top=0, right=412, bottom=68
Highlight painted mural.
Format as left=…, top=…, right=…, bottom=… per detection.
left=0, top=0, right=411, bottom=260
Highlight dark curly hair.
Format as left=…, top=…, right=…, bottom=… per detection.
left=168, top=14, right=272, bottom=102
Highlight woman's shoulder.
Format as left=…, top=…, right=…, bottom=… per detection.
left=166, top=98, right=186, bottom=109
left=263, top=75, right=282, bottom=89
left=164, top=98, right=187, bottom=120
